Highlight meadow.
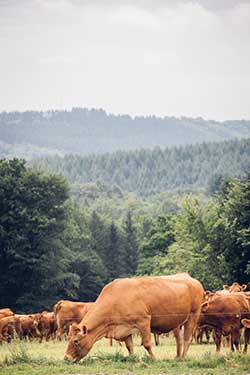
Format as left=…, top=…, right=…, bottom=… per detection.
left=0, top=336, right=250, bottom=375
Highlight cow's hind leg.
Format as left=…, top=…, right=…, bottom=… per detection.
left=231, top=328, right=240, bottom=352
left=182, top=313, right=199, bottom=357
left=213, top=330, right=222, bottom=352
left=243, top=328, right=250, bottom=353
left=154, top=333, right=160, bottom=346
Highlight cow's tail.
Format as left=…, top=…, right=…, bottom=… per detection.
left=54, top=300, right=64, bottom=330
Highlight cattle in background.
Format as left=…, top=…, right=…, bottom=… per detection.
left=0, top=308, right=14, bottom=321
left=64, top=273, right=204, bottom=362
left=205, top=283, right=248, bottom=299
left=15, top=314, right=41, bottom=340
left=54, top=300, right=95, bottom=340
left=38, top=311, right=56, bottom=341
left=0, top=315, right=22, bottom=342
left=199, top=293, right=250, bottom=352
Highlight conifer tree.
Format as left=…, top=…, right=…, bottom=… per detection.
left=123, top=211, right=139, bottom=276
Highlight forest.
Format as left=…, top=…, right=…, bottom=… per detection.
left=31, top=137, right=250, bottom=196
left=0, top=158, right=249, bottom=313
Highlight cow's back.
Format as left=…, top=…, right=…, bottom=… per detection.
left=94, top=275, right=204, bottom=333
left=0, top=308, right=14, bottom=320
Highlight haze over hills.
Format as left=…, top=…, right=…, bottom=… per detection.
left=0, top=108, right=250, bottom=159
left=32, top=138, right=250, bottom=197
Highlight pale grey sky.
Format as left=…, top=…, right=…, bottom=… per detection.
left=0, top=0, right=250, bottom=120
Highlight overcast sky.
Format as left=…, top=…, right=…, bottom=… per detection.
left=0, top=0, right=250, bottom=120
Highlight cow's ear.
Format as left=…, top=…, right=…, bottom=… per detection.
left=201, top=301, right=209, bottom=312
left=241, top=284, right=247, bottom=291
left=81, top=324, right=88, bottom=336
left=223, top=285, right=229, bottom=290
left=242, top=319, right=250, bottom=328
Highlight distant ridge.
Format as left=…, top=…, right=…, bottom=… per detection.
left=0, top=108, right=250, bottom=159
left=31, top=137, right=250, bottom=197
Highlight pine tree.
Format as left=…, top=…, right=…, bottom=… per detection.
left=89, top=211, right=108, bottom=264
left=106, top=221, right=121, bottom=281
left=123, top=211, right=138, bottom=276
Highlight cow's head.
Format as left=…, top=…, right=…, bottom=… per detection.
left=31, top=317, right=41, bottom=337
left=64, top=323, right=93, bottom=362
left=223, top=282, right=247, bottom=293
left=241, top=319, right=250, bottom=328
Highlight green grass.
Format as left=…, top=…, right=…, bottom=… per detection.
left=0, top=336, right=249, bottom=375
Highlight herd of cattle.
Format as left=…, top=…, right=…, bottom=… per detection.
left=1, top=273, right=250, bottom=363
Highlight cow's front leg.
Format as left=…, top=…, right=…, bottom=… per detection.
left=173, top=327, right=182, bottom=358
left=138, top=319, right=156, bottom=359
left=124, top=335, right=134, bottom=356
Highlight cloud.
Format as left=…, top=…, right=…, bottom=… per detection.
left=1, top=0, right=249, bottom=12
left=66, top=0, right=250, bottom=12
left=0, top=0, right=249, bottom=119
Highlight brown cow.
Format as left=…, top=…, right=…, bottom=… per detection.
left=217, top=283, right=247, bottom=296
left=64, top=274, right=204, bottom=362
left=54, top=300, right=95, bottom=340
left=38, top=311, right=56, bottom=341
left=15, top=314, right=41, bottom=340
left=204, top=283, right=247, bottom=300
left=199, top=293, right=250, bottom=352
left=0, top=315, right=22, bottom=342
left=0, top=308, right=14, bottom=320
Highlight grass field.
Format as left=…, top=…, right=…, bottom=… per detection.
left=0, top=336, right=250, bottom=375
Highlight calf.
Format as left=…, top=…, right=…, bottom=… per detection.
left=38, top=311, right=56, bottom=341
left=199, top=293, right=250, bottom=352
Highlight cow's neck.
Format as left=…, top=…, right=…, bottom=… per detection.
left=79, top=304, right=111, bottom=342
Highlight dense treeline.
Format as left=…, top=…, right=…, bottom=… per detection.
left=32, top=138, right=250, bottom=196
left=0, top=159, right=250, bottom=313
left=1, top=108, right=250, bottom=159
left=0, top=159, right=140, bottom=312
left=140, top=177, right=250, bottom=289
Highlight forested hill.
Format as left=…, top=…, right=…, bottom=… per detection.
left=32, top=138, right=250, bottom=196
left=0, top=108, right=250, bottom=158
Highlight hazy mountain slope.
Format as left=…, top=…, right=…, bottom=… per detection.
left=0, top=108, right=250, bottom=159
left=31, top=138, right=250, bottom=196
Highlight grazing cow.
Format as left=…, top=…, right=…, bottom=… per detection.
left=199, top=293, right=250, bottom=352
left=64, top=273, right=204, bottom=362
left=54, top=300, right=95, bottom=340
left=0, top=316, right=22, bottom=342
left=0, top=308, right=14, bottom=320
left=38, top=311, right=56, bottom=341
